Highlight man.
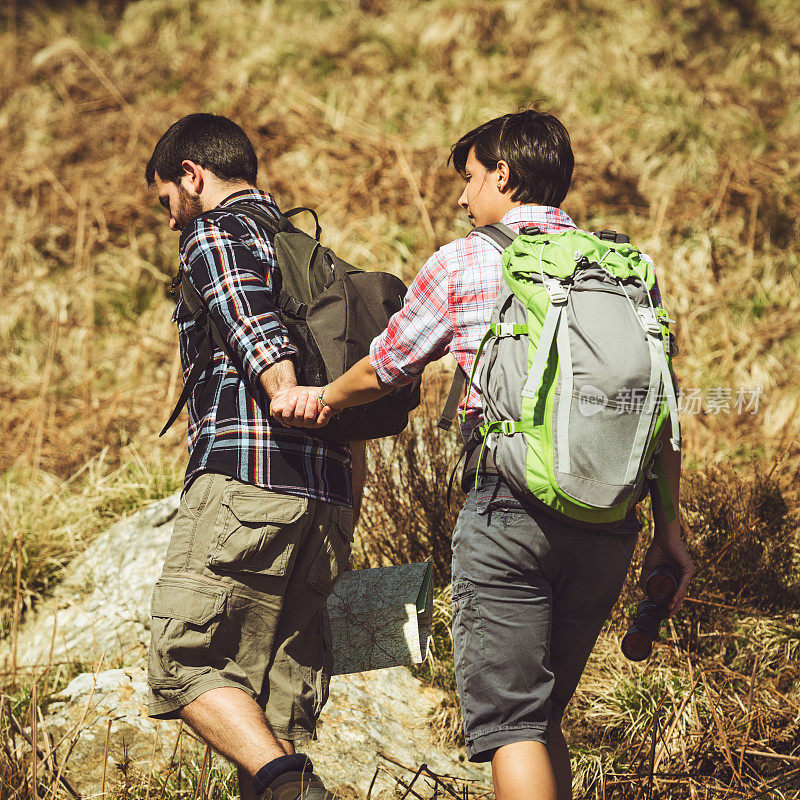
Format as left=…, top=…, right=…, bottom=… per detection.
left=271, top=110, right=696, bottom=800
left=145, top=113, right=363, bottom=800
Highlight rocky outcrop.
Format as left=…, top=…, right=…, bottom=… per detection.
left=5, top=492, right=181, bottom=669
left=7, top=494, right=489, bottom=797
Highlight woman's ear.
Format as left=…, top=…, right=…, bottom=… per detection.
left=496, top=159, right=511, bottom=193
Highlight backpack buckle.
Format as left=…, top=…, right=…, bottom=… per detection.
left=638, top=308, right=661, bottom=336
left=596, top=229, right=630, bottom=244
left=170, top=271, right=182, bottom=300
left=544, top=279, right=569, bottom=305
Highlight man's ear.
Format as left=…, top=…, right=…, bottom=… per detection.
left=180, top=160, right=204, bottom=195
left=496, top=160, right=511, bottom=193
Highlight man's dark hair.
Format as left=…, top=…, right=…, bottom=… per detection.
left=449, top=110, right=574, bottom=207
left=145, top=113, right=258, bottom=186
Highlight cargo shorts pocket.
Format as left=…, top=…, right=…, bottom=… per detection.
left=308, top=510, right=354, bottom=594
left=148, top=575, right=227, bottom=696
left=207, top=487, right=308, bottom=576
left=452, top=579, right=487, bottom=668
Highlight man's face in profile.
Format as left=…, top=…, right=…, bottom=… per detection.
left=154, top=173, right=203, bottom=232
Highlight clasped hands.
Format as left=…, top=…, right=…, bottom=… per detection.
left=270, top=386, right=337, bottom=429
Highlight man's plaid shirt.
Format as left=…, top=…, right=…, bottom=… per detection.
left=370, top=205, right=665, bottom=442
left=174, top=189, right=352, bottom=506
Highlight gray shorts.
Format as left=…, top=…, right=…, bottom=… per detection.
left=451, top=476, right=639, bottom=762
left=147, top=472, right=353, bottom=743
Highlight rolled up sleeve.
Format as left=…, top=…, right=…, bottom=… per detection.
left=369, top=250, right=453, bottom=386
left=180, top=218, right=298, bottom=389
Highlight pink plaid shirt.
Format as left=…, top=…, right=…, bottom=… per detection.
left=369, top=205, right=663, bottom=441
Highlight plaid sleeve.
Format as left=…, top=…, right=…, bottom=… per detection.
left=369, top=249, right=453, bottom=385
left=180, top=217, right=298, bottom=388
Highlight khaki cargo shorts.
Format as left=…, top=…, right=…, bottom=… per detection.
left=147, top=472, right=354, bottom=744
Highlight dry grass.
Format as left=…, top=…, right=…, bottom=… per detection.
left=2, top=0, right=799, bottom=480
left=2, top=0, right=800, bottom=797
left=0, top=667, right=239, bottom=799
left=0, top=447, right=182, bottom=641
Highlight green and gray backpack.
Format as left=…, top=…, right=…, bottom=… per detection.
left=457, top=224, right=680, bottom=527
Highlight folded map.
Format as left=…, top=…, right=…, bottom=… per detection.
left=327, top=560, right=433, bottom=675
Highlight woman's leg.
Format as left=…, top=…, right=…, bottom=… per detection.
left=492, top=741, right=557, bottom=800
left=488, top=719, right=572, bottom=800
left=451, top=480, right=564, bottom=792
left=547, top=719, right=573, bottom=800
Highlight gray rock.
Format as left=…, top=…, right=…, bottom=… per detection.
left=2, top=492, right=180, bottom=668
left=43, top=664, right=487, bottom=797
left=6, top=493, right=490, bottom=796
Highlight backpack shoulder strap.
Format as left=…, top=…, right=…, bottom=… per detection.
left=224, top=201, right=327, bottom=312
left=437, top=224, right=517, bottom=430
left=159, top=270, right=238, bottom=437
left=437, top=367, right=466, bottom=431
left=179, top=271, right=238, bottom=360
left=159, top=326, right=213, bottom=437
left=470, top=223, right=517, bottom=252
left=222, top=201, right=288, bottom=237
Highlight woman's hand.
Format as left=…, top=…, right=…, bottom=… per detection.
left=270, top=386, right=336, bottom=428
left=640, top=529, right=696, bottom=618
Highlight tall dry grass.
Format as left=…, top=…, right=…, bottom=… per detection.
left=2, top=0, right=798, bottom=645
left=2, top=1, right=799, bottom=797
left=1, top=0, right=798, bottom=479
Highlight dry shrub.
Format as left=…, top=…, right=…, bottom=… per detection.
left=682, top=465, right=800, bottom=612
left=355, top=374, right=464, bottom=585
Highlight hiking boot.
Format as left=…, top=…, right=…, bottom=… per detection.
left=258, top=770, right=336, bottom=800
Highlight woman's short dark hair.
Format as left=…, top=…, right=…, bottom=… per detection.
left=449, top=110, right=574, bottom=207
left=145, top=113, right=258, bottom=186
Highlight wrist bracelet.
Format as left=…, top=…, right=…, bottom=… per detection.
left=317, top=384, right=340, bottom=416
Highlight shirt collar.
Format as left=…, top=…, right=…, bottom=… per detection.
left=218, top=188, right=271, bottom=207
left=500, top=204, right=577, bottom=230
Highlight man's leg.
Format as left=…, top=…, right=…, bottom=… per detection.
left=180, top=686, right=289, bottom=777
left=181, top=687, right=295, bottom=800
left=147, top=475, right=322, bottom=800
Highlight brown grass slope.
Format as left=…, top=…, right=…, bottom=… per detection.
left=1, top=0, right=799, bottom=478
left=1, top=1, right=800, bottom=797
left=2, top=0, right=799, bottom=612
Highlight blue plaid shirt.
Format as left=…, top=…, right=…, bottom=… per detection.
left=174, top=189, right=352, bottom=506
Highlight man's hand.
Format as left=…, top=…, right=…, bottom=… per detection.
left=270, top=386, right=336, bottom=428
left=640, top=530, right=696, bottom=618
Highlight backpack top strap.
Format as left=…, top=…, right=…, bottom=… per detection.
left=224, top=202, right=323, bottom=241
left=470, top=223, right=517, bottom=252
left=222, top=201, right=292, bottom=237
